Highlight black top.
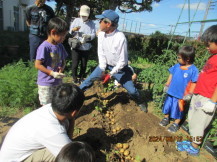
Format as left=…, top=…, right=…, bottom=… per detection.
left=25, top=4, right=55, bottom=37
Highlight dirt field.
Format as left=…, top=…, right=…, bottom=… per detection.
left=0, top=81, right=216, bottom=162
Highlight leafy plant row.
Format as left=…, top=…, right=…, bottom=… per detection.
left=0, top=61, right=38, bottom=109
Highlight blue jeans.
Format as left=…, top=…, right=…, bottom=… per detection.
left=80, top=65, right=140, bottom=100
left=29, top=34, right=45, bottom=61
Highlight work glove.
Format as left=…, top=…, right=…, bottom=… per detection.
left=201, top=100, right=217, bottom=113
left=183, top=93, right=193, bottom=101
left=50, top=71, right=65, bottom=79
left=163, top=85, right=169, bottom=93
left=102, top=74, right=111, bottom=84
left=81, top=34, right=91, bottom=44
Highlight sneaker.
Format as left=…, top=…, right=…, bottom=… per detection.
left=159, top=118, right=169, bottom=127
left=176, top=141, right=191, bottom=151
left=176, top=140, right=191, bottom=145
left=138, top=103, right=148, bottom=113
left=183, top=143, right=200, bottom=156
left=168, top=123, right=179, bottom=133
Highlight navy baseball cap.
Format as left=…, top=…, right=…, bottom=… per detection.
left=95, top=10, right=119, bottom=23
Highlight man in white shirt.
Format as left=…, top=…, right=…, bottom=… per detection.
left=80, top=10, right=147, bottom=112
left=0, top=83, right=85, bottom=162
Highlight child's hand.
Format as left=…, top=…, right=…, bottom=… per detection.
left=183, top=94, right=193, bottom=101
left=163, top=85, right=169, bottom=93
left=50, top=71, right=65, bottom=79
left=58, top=67, right=64, bottom=73
left=201, top=100, right=216, bottom=113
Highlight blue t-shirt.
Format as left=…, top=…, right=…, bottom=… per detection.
left=167, top=63, right=199, bottom=99
left=36, top=41, right=68, bottom=86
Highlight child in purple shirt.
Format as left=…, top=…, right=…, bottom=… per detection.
left=35, top=17, right=69, bottom=105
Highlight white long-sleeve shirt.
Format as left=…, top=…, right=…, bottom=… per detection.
left=0, top=104, right=71, bottom=162
left=98, top=29, right=128, bottom=76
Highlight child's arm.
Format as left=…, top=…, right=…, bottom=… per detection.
left=163, top=74, right=172, bottom=93
left=211, top=87, right=217, bottom=103
left=35, top=60, right=65, bottom=78
left=183, top=82, right=196, bottom=101
left=35, top=60, right=51, bottom=75
left=165, top=74, right=172, bottom=86
left=188, top=82, right=196, bottom=94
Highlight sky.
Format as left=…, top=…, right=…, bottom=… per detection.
left=46, top=0, right=217, bottom=38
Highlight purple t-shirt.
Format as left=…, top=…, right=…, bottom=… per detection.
left=36, top=41, right=68, bottom=86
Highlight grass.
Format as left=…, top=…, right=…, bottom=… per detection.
left=0, top=107, right=19, bottom=117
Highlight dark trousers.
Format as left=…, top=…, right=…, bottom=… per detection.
left=71, top=49, right=89, bottom=80
left=29, top=34, right=45, bottom=61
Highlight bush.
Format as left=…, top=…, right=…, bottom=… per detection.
left=0, top=60, right=38, bottom=108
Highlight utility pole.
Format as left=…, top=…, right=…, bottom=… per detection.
left=199, top=0, right=212, bottom=37
left=188, top=0, right=191, bottom=37
left=138, top=22, right=142, bottom=34
left=130, top=20, right=133, bottom=32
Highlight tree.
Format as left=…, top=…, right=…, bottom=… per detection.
left=47, top=0, right=162, bottom=23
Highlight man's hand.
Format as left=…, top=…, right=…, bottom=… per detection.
left=183, top=93, right=193, bottom=101
left=201, top=100, right=216, bottom=113
left=50, top=71, right=65, bottom=79
left=102, top=74, right=111, bottom=84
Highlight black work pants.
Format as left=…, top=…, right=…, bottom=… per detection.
left=71, top=49, right=89, bottom=80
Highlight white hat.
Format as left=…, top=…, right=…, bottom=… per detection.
left=80, top=5, right=90, bottom=17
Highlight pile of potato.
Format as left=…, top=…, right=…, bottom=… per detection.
left=115, top=143, right=134, bottom=160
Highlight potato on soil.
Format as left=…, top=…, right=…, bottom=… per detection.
left=116, top=143, right=123, bottom=148
left=116, top=126, right=121, bottom=131
left=122, top=143, right=129, bottom=149
left=112, top=129, right=117, bottom=134
left=125, top=155, right=131, bottom=160
left=123, top=150, right=130, bottom=156
left=120, top=148, right=125, bottom=153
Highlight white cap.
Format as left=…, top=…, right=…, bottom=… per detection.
left=80, top=5, right=90, bottom=17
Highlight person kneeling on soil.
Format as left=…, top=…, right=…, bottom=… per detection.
left=0, top=83, right=85, bottom=162
left=79, top=10, right=147, bottom=113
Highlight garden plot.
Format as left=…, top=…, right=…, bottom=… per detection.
left=0, top=81, right=216, bottom=161
left=73, top=81, right=216, bottom=162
